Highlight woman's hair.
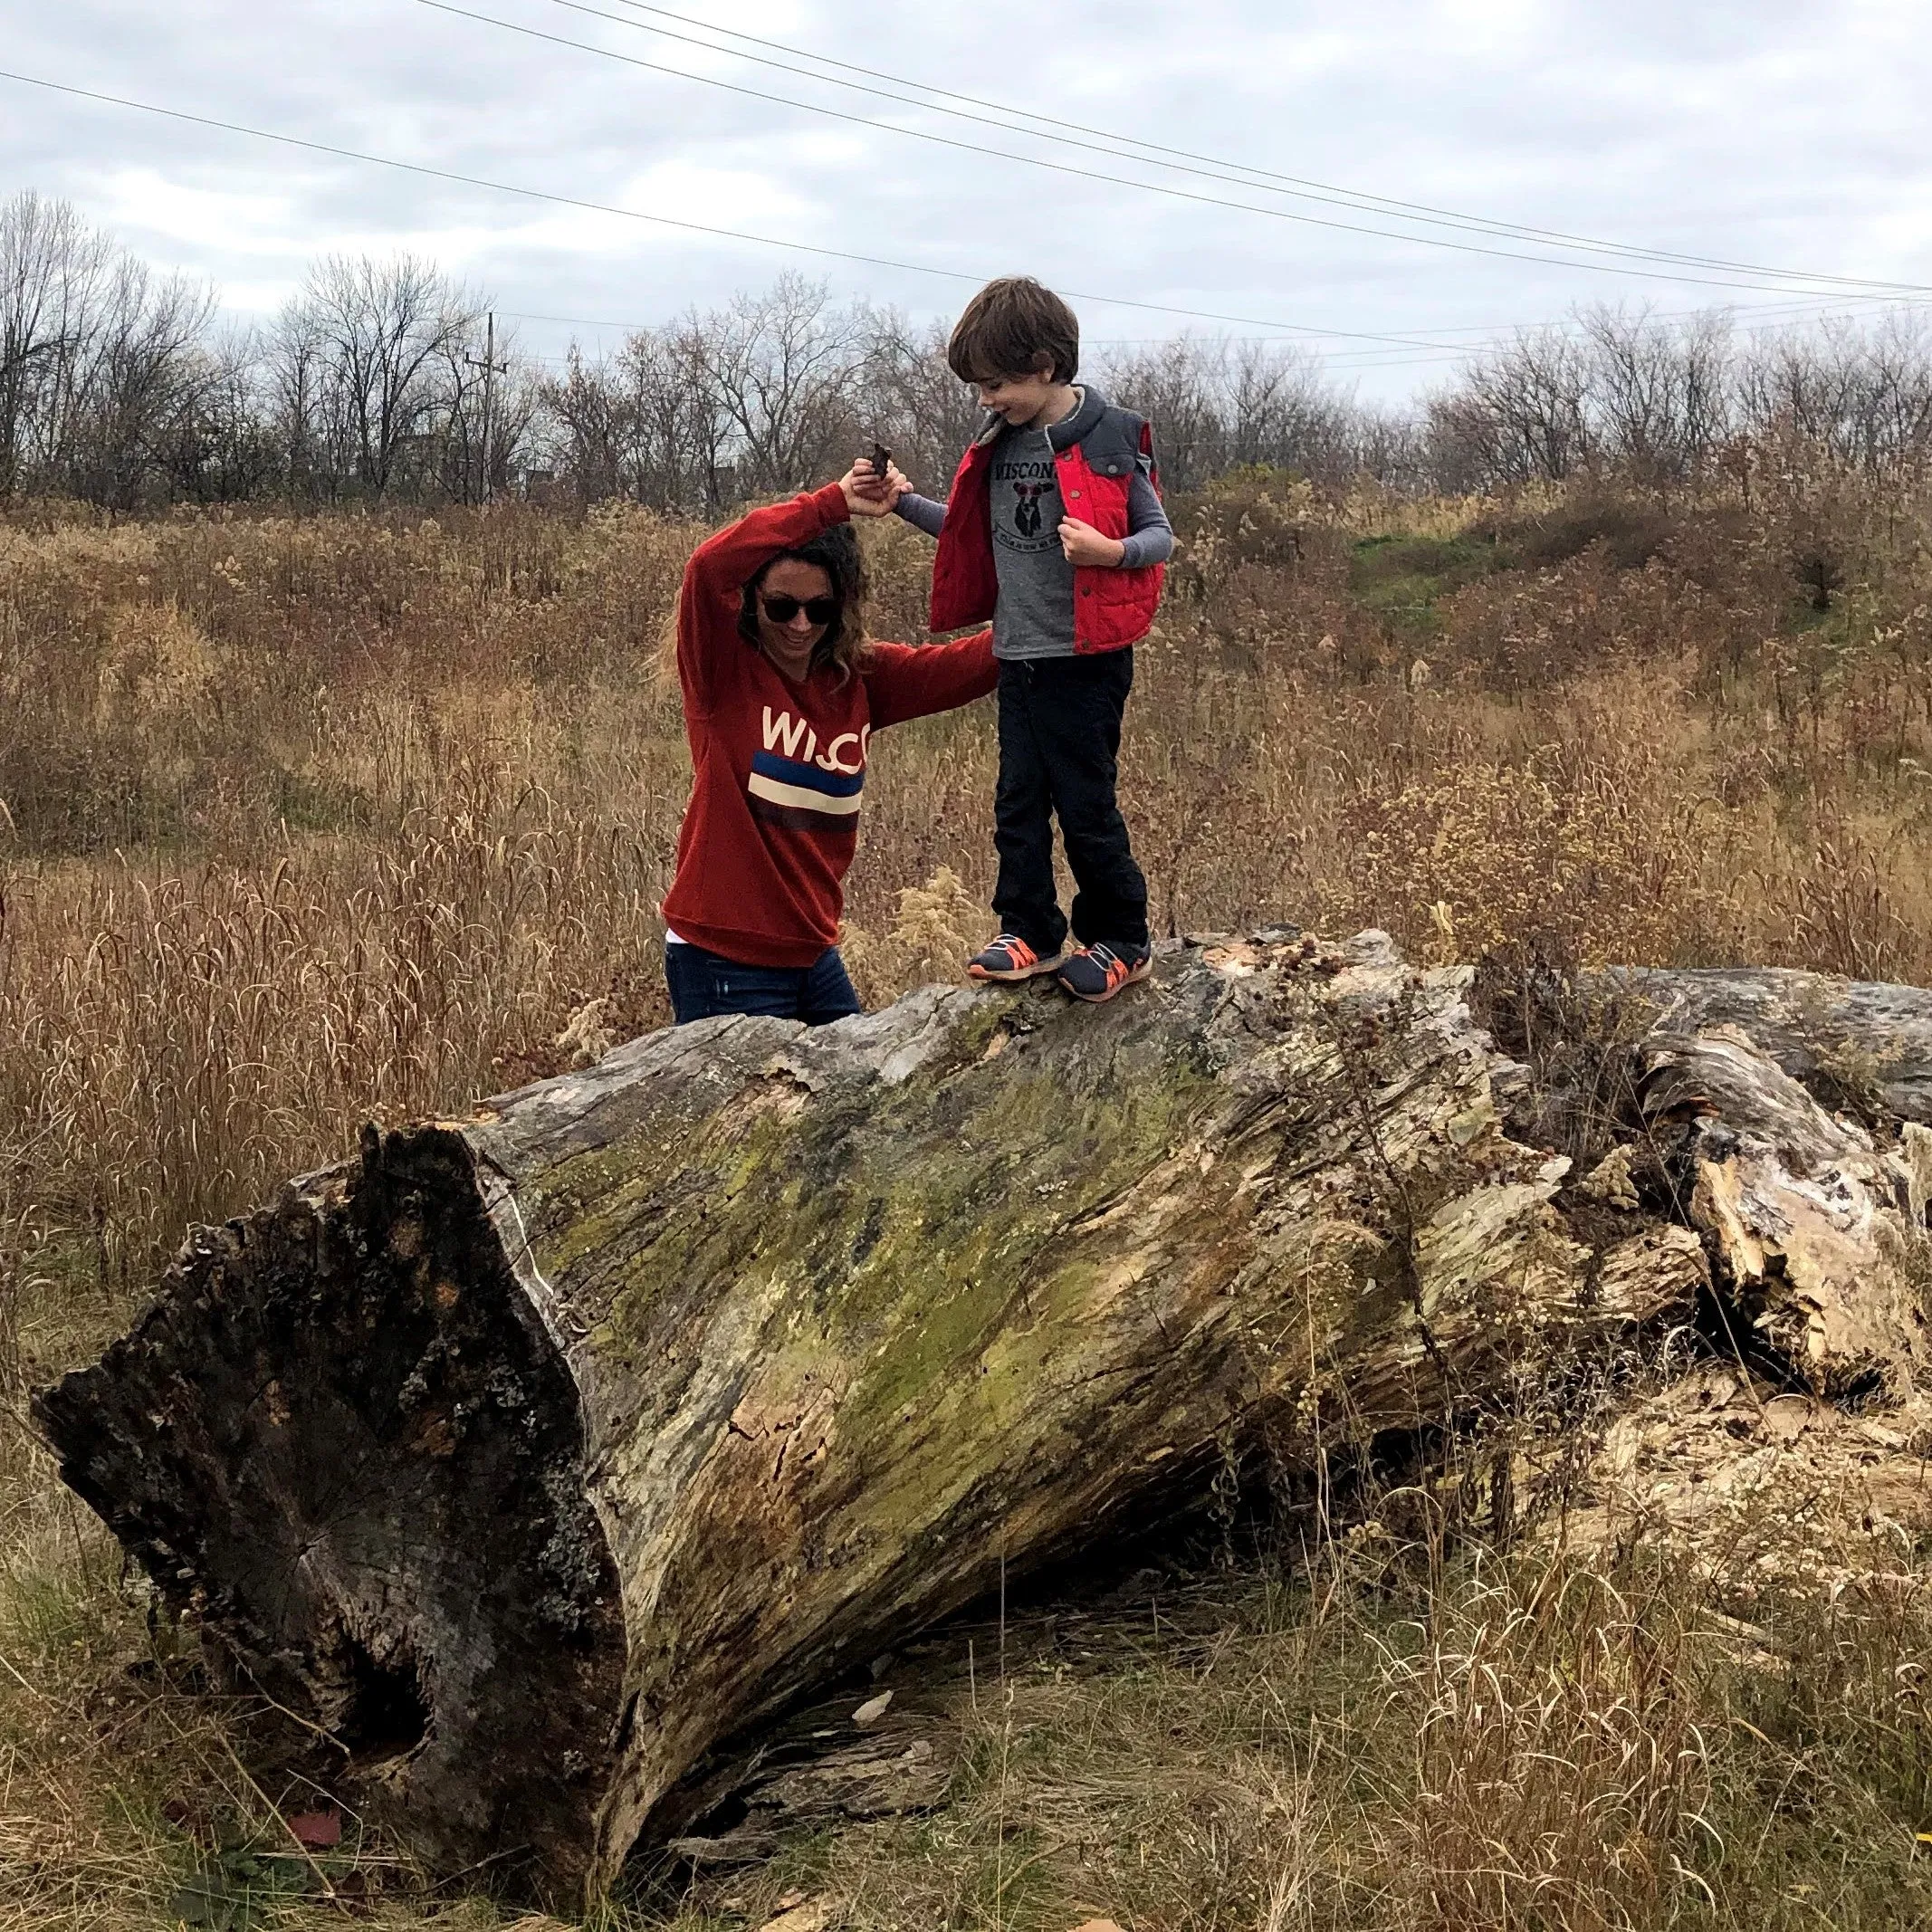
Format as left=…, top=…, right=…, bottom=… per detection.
left=736, top=519, right=872, bottom=682
left=946, top=276, right=1080, bottom=386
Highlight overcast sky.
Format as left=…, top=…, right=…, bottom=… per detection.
left=4, top=0, right=1929, bottom=398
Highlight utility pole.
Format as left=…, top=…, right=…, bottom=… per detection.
left=464, top=312, right=512, bottom=504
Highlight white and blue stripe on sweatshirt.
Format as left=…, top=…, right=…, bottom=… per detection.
left=746, top=745, right=866, bottom=832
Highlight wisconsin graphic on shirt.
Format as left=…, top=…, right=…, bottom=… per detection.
left=992, top=444, right=1062, bottom=556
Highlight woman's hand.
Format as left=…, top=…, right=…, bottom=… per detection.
left=1059, top=516, right=1126, bottom=567
left=840, top=459, right=902, bottom=519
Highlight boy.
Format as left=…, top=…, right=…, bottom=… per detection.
left=884, top=277, right=1173, bottom=1004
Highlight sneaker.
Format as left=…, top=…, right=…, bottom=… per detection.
left=1055, top=942, right=1153, bottom=1004
left=966, top=933, right=1065, bottom=982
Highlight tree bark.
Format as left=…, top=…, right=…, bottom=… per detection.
left=31, top=933, right=1932, bottom=1904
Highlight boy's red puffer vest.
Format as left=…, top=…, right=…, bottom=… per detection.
left=929, top=401, right=1165, bottom=653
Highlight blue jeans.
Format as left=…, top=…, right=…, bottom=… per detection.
left=664, top=940, right=863, bottom=1028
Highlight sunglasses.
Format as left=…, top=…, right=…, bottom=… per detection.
left=760, top=593, right=839, bottom=626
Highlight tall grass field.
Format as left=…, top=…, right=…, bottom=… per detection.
left=4, top=455, right=1932, bottom=1928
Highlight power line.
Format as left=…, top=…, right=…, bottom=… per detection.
left=555, top=0, right=1932, bottom=299
left=1289, top=293, right=1932, bottom=373
left=424, top=0, right=1920, bottom=303
left=0, top=66, right=1467, bottom=349
left=1091, top=290, right=1927, bottom=353
left=509, top=293, right=1892, bottom=346
left=502, top=306, right=1462, bottom=375
left=11, top=61, right=1923, bottom=390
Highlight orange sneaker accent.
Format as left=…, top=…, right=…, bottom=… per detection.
left=1056, top=942, right=1154, bottom=1004
left=967, top=933, right=1065, bottom=982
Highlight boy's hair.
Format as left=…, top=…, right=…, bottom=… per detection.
left=946, top=277, right=1080, bottom=386
left=737, top=520, right=872, bottom=683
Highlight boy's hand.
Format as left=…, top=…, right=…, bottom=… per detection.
left=840, top=458, right=904, bottom=518
left=1059, top=516, right=1126, bottom=567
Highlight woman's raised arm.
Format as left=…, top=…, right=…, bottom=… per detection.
left=676, top=482, right=852, bottom=712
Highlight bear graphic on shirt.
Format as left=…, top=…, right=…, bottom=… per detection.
left=1012, top=480, right=1051, bottom=537
left=993, top=451, right=1061, bottom=556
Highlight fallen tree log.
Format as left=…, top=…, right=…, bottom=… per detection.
left=1609, top=964, right=1932, bottom=1125
left=31, top=933, right=1932, bottom=1904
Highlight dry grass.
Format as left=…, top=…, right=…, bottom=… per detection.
left=4, top=454, right=1932, bottom=1927
left=649, top=1378, right=1932, bottom=1932
left=757, top=1530, right=1932, bottom=1932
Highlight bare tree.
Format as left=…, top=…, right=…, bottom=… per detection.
left=62, top=259, right=216, bottom=510
left=536, top=326, right=736, bottom=512
left=1093, top=335, right=1395, bottom=489
left=1095, top=336, right=1218, bottom=486
left=155, top=326, right=281, bottom=504
left=1860, top=312, right=1932, bottom=467
left=274, top=255, right=481, bottom=497
left=538, top=348, right=631, bottom=502
left=1426, top=324, right=1593, bottom=489
left=1353, top=403, right=1432, bottom=492
left=1737, top=311, right=1932, bottom=473
left=13, top=205, right=1932, bottom=512
left=0, top=193, right=223, bottom=509
left=1573, top=305, right=1734, bottom=480
left=539, top=279, right=885, bottom=512
left=0, top=193, right=115, bottom=498
left=1422, top=302, right=1932, bottom=490
left=688, top=274, right=867, bottom=502
left=852, top=310, right=980, bottom=496
left=424, top=319, right=539, bottom=504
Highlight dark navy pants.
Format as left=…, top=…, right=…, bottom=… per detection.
left=993, top=651, right=1149, bottom=954
left=664, top=940, right=862, bottom=1028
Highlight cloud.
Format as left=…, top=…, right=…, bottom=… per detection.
left=91, top=169, right=308, bottom=259
left=2, top=0, right=1927, bottom=399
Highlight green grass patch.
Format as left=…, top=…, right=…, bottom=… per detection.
left=1348, top=531, right=1512, bottom=636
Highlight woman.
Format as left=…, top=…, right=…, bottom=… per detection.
left=661, top=462, right=995, bottom=1025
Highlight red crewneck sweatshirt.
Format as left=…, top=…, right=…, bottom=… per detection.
left=662, top=483, right=996, bottom=968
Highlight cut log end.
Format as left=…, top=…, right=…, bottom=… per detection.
left=33, top=1124, right=626, bottom=1900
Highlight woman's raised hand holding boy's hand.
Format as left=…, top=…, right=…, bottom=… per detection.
left=840, top=457, right=904, bottom=519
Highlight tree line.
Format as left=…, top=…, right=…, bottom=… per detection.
left=5, top=189, right=1930, bottom=514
